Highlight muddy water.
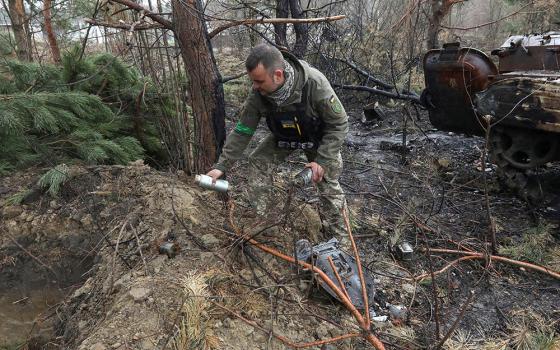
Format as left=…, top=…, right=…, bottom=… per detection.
left=0, top=242, right=94, bottom=349
left=0, top=280, right=65, bottom=348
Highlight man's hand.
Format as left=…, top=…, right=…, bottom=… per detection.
left=206, top=169, right=224, bottom=184
left=305, top=162, right=324, bottom=183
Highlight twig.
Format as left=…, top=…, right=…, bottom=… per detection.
left=420, top=229, right=441, bottom=341
left=426, top=248, right=560, bottom=280
left=211, top=301, right=361, bottom=349
left=434, top=290, right=476, bottom=349
left=440, top=2, right=532, bottom=31
left=333, top=58, right=394, bottom=90
left=221, top=71, right=247, bottom=83
left=342, top=208, right=371, bottom=328
left=333, top=84, right=421, bottom=104
left=414, top=256, right=479, bottom=282
left=7, top=233, right=58, bottom=279
left=131, top=223, right=149, bottom=275
left=170, top=185, right=208, bottom=251
left=481, top=116, right=497, bottom=253
left=84, top=18, right=163, bottom=31
left=109, top=0, right=173, bottom=29
left=327, top=256, right=351, bottom=302
left=227, top=199, right=386, bottom=349
left=109, top=219, right=129, bottom=294
left=12, top=297, right=29, bottom=304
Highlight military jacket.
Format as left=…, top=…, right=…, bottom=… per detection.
left=214, top=52, right=348, bottom=172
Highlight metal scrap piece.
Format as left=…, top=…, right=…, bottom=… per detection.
left=307, top=238, right=376, bottom=310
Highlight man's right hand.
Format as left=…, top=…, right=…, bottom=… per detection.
left=206, top=169, right=224, bottom=184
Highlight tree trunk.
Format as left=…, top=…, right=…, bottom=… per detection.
left=274, top=0, right=308, bottom=57
left=171, top=0, right=226, bottom=173
left=427, top=0, right=455, bottom=50
left=274, top=0, right=289, bottom=48
left=43, top=0, right=61, bottom=63
left=7, top=0, right=32, bottom=61
left=288, top=0, right=308, bottom=58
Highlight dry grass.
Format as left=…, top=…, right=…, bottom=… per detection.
left=441, top=309, right=559, bottom=350
left=500, top=223, right=557, bottom=266
left=205, top=266, right=269, bottom=319
left=443, top=330, right=478, bottom=350
left=172, top=272, right=221, bottom=350
left=507, top=310, right=559, bottom=350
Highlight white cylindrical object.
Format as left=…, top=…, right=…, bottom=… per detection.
left=195, top=174, right=229, bottom=192
left=293, top=168, right=313, bottom=187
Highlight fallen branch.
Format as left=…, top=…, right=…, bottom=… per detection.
left=426, top=248, right=560, bottom=280
left=208, top=15, right=346, bottom=39
left=414, top=255, right=480, bottom=282
left=434, top=290, right=475, bottom=349
left=327, top=256, right=351, bottom=302
left=221, top=71, right=247, bottom=83
left=333, top=84, right=421, bottom=104
left=342, top=207, right=371, bottom=328
left=6, top=233, right=58, bottom=278
left=334, top=58, right=395, bottom=90
left=227, top=199, right=385, bottom=349
left=212, top=301, right=361, bottom=349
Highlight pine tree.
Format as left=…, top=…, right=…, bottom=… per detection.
left=0, top=49, right=169, bottom=176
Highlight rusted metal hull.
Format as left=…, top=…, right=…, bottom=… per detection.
left=422, top=33, right=560, bottom=197
left=492, top=33, right=560, bottom=72
left=476, top=72, right=560, bottom=133
left=423, top=43, right=497, bottom=136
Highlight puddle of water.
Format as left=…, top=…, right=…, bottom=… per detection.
left=0, top=280, right=66, bottom=348
left=0, top=244, right=94, bottom=349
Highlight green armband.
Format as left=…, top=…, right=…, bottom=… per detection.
left=234, top=122, right=255, bottom=136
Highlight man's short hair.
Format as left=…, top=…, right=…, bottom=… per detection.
left=245, top=44, right=285, bottom=73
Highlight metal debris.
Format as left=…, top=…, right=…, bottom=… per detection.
left=159, top=241, right=179, bottom=258
left=296, top=238, right=375, bottom=310
left=395, top=241, right=414, bottom=261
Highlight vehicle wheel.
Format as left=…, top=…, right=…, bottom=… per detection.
left=489, top=127, right=557, bottom=203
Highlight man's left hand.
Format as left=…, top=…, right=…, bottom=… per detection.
left=305, top=162, right=324, bottom=183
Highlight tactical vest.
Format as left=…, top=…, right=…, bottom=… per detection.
left=264, top=84, right=324, bottom=150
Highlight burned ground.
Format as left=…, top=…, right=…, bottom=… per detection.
left=0, top=104, right=559, bottom=350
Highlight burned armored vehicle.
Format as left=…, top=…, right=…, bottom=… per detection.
left=422, top=32, right=560, bottom=199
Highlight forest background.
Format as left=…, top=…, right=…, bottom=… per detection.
left=0, top=0, right=558, bottom=181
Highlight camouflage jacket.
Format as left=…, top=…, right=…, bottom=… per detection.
left=214, top=52, right=348, bottom=172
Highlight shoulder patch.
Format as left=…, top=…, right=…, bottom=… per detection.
left=329, top=95, right=343, bottom=114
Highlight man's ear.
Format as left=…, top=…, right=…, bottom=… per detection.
left=273, top=69, right=284, bottom=83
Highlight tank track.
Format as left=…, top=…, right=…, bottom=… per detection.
left=489, top=127, right=558, bottom=203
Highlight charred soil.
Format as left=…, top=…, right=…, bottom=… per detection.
left=0, top=105, right=559, bottom=349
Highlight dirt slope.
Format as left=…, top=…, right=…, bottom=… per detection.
left=1, top=106, right=559, bottom=350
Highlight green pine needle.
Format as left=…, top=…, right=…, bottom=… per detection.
left=37, top=164, right=70, bottom=197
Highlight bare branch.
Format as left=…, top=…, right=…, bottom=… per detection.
left=109, top=0, right=173, bottom=29
left=440, top=2, right=532, bottom=31
left=220, top=71, right=247, bottom=83
left=334, top=58, right=395, bottom=90
left=208, top=15, right=346, bottom=39
left=84, top=18, right=164, bottom=31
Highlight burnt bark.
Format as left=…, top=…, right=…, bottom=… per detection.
left=7, top=0, right=32, bottom=61
left=171, top=0, right=226, bottom=172
left=427, top=0, right=459, bottom=49
left=288, top=0, right=308, bottom=58
left=43, top=0, right=61, bottom=63
left=274, top=0, right=308, bottom=57
left=274, top=0, right=289, bottom=48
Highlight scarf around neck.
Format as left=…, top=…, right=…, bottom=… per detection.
left=265, top=59, right=295, bottom=106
